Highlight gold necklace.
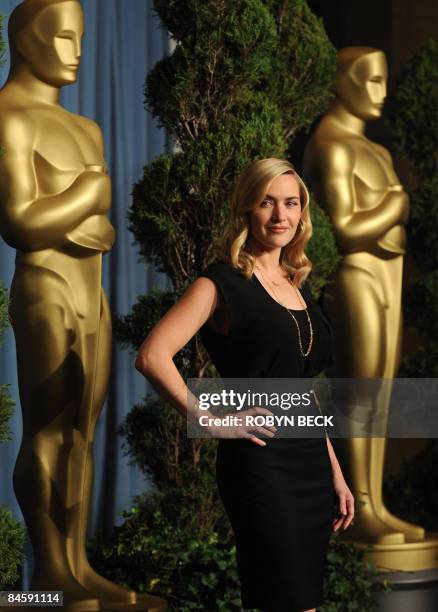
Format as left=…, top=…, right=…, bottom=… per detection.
left=255, top=265, right=314, bottom=357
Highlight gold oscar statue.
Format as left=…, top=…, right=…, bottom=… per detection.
left=304, top=47, right=438, bottom=570
left=0, top=1, right=166, bottom=610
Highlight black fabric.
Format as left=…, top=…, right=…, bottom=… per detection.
left=199, top=261, right=336, bottom=611
left=200, top=262, right=334, bottom=378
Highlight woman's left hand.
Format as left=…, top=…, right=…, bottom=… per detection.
left=332, top=469, right=355, bottom=532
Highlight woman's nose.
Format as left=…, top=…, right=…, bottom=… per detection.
left=271, top=203, right=287, bottom=221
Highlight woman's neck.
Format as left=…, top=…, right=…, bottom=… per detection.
left=251, top=250, right=283, bottom=275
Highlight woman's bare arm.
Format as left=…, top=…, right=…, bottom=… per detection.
left=135, top=277, right=218, bottom=421
left=326, top=436, right=355, bottom=530
left=135, top=277, right=276, bottom=444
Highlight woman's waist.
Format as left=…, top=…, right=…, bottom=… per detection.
left=217, top=436, right=328, bottom=453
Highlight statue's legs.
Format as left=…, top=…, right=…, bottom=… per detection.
left=327, top=259, right=404, bottom=544
left=374, top=257, right=424, bottom=539
left=328, top=254, right=424, bottom=543
left=71, top=289, right=137, bottom=604
left=10, top=264, right=99, bottom=610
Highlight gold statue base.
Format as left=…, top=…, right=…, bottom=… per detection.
left=353, top=533, right=438, bottom=572
left=102, top=594, right=168, bottom=611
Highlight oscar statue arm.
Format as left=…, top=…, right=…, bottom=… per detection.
left=316, top=141, right=409, bottom=253
left=78, top=114, right=106, bottom=164
left=0, top=111, right=111, bottom=252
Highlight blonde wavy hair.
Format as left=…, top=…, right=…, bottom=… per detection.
left=217, top=158, right=313, bottom=287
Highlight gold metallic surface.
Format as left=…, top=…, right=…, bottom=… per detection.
left=0, top=2, right=167, bottom=609
left=359, top=534, right=438, bottom=572
left=304, top=48, right=436, bottom=570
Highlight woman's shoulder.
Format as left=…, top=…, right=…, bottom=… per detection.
left=200, top=260, right=245, bottom=281
left=198, top=261, right=248, bottom=328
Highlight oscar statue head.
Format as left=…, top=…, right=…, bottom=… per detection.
left=8, top=0, right=84, bottom=87
left=335, top=47, right=388, bottom=121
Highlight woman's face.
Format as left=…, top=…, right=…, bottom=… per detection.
left=248, top=173, right=302, bottom=252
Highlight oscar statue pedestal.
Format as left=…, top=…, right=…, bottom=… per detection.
left=362, top=533, right=438, bottom=572
left=102, top=594, right=167, bottom=611
left=355, top=533, right=438, bottom=612
left=101, top=594, right=167, bottom=611
left=374, top=568, right=438, bottom=612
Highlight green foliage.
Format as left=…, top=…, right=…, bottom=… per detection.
left=114, top=288, right=180, bottom=351
left=89, top=513, right=384, bottom=612
left=118, top=397, right=218, bottom=495
left=264, top=0, right=337, bottom=139
left=0, top=507, right=26, bottom=590
left=148, top=0, right=277, bottom=143
left=89, top=506, right=240, bottom=612
left=0, top=281, right=25, bottom=589
left=402, top=271, right=438, bottom=344
left=307, top=197, right=340, bottom=298
left=385, top=39, right=438, bottom=178
left=399, top=344, right=438, bottom=378
left=114, top=288, right=209, bottom=375
left=132, top=0, right=337, bottom=288
left=386, top=41, right=438, bottom=377
left=130, top=102, right=286, bottom=286
left=0, top=281, right=9, bottom=339
left=0, top=382, right=13, bottom=443
left=385, top=39, right=438, bottom=533
left=321, top=538, right=389, bottom=612
left=0, top=282, right=13, bottom=443
left=149, top=0, right=335, bottom=145
left=405, top=176, right=438, bottom=274
left=384, top=441, right=438, bottom=532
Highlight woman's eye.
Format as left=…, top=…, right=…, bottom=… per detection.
left=260, top=199, right=299, bottom=208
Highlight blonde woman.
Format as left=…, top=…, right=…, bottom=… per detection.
left=136, top=158, right=354, bottom=612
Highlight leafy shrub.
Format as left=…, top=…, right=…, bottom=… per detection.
left=385, top=39, right=438, bottom=376
left=321, top=538, right=389, bottom=612
left=89, top=511, right=386, bottom=612
left=0, top=507, right=26, bottom=590
left=0, top=283, right=14, bottom=443
left=384, top=441, right=438, bottom=533
left=0, top=282, right=25, bottom=588
left=386, top=38, right=438, bottom=179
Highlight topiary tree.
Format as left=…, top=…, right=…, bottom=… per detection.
left=385, top=38, right=438, bottom=377
left=386, top=39, right=438, bottom=179
left=0, top=282, right=26, bottom=589
left=0, top=283, right=14, bottom=442
left=383, top=39, right=438, bottom=528
left=89, top=2, right=380, bottom=609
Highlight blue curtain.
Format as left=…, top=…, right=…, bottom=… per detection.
left=0, top=0, right=169, bottom=562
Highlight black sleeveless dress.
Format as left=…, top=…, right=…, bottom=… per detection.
left=199, top=261, right=336, bottom=612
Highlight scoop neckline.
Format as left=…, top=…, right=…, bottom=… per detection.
left=252, top=273, right=308, bottom=312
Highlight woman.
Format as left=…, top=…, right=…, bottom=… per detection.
left=135, top=158, right=354, bottom=612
